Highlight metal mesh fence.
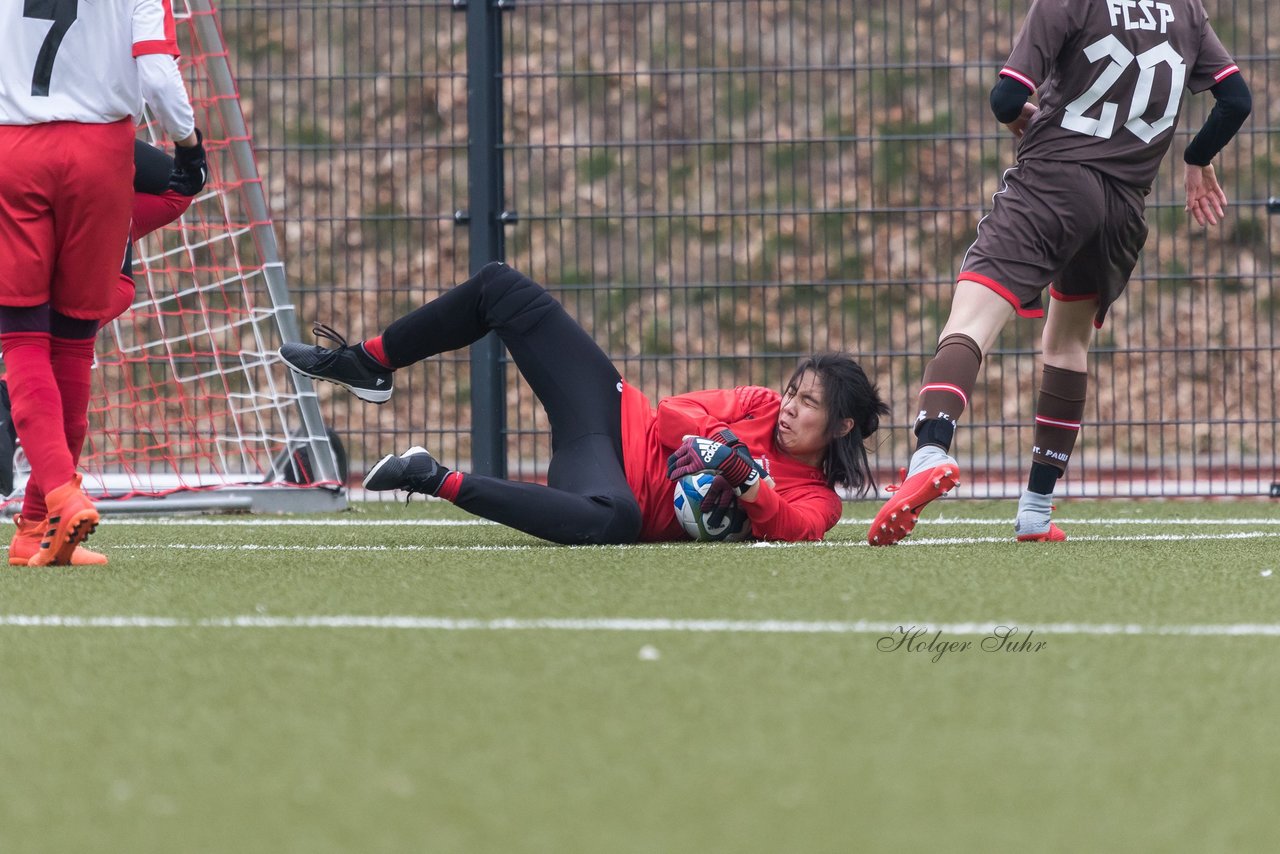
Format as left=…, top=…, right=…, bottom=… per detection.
left=217, top=0, right=477, bottom=471
left=218, top=0, right=1277, bottom=499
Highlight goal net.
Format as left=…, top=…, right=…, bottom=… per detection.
left=5, top=0, right=345, bottom=514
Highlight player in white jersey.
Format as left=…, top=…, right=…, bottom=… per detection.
left=0, top=0, right=204, bottom=565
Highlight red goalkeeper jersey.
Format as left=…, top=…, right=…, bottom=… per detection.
left=620, top=383, right=842, bottom=542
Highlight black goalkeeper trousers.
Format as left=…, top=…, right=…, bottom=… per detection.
left=381, top=262, right=643, bottom=545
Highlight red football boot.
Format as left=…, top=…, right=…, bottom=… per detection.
left=867, top=459, right=961, bottom=546
left=27, top=475, right=100, bottom=567
left=1014, top=499, right=1066, bottom=542
left=1016, top=522, right=1067, bottom=542
left=8, top=513, right=108, bottom=566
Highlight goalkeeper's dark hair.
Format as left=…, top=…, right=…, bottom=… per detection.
left=786, top=353, right=890, bottom=495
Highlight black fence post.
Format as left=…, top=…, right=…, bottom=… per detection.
left=464, top=0, right=507, bottom=478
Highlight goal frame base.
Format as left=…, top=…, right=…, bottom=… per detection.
left=1, top=485, right=347, bottom=517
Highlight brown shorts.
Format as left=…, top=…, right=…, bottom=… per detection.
left=958, top=159, right=1149, bottom=327
left=0, top=119, right=135, bottom=320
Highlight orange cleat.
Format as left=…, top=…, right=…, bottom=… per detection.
left=1016, top=522, right=1067, bottom=543
left=868, top=461, right=961, bottom=546
left=26, top=475, right=100, bottom=567
left=8, top=513, right=108, bottom=566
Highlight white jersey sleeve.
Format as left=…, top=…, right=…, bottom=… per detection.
left=138, top=54, right=196, bottom=141
left=0, top=0, right=181, bottom=126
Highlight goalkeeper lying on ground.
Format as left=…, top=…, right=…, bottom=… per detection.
left=281, top=263, right=890, bottom=543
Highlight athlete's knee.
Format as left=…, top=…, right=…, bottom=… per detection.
left=474, top=263, right=558, bottom=332
left=1041, top=307, right=1094, bottom=369
left=942, top=281, right=1015, bottom=353
left=1041, top=332, right=1089, bottom=363
left=473, top=261, right=531, bottom=299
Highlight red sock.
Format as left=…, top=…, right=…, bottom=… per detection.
left=51, top=336, right=96, bottom=464
left=437, top=471, right=463, bottom=502
left=0, top=332, right=73, bottom=495
left=21, top=482, right=47, bottom=521
left=360, top=336, right=393, bottom=369
left=20, top=338, right=96, bottom=520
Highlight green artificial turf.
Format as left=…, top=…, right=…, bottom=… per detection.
left=3, top=499, right=1279, bottom=853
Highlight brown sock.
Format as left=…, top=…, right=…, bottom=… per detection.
left=1031, top=365, right=1088, bottom=473
left=914, top=333, right=983, bottom=437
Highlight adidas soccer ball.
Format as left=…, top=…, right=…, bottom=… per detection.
left=672, top=471, right=752, bottom=542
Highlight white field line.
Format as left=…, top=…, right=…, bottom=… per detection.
left=95, top=516, right=1280, bottom=528
left=4, top=614, right=1280, bottom=637
left=100, top=531, right=1280, bottom=551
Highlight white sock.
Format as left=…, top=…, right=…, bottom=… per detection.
left=1014, top=489, right=1054, bottom=535
left=906, top=444, right=956, bottom=479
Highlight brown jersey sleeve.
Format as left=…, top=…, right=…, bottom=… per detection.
left=1188, top=15, right=1239, bottom=92
left=1001, top=0, right=1086, bottom=91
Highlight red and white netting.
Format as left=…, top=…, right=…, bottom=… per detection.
left=11, top=0, right=337, bottom=503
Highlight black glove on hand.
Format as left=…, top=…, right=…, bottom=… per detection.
left=169, top=128, right=208, bottom=196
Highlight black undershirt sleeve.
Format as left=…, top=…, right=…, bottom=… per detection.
left=990, top=75, right=1033, bottom=124
left=1184, top=73, right=1252, bottom=167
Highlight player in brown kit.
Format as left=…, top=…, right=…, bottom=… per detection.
left=869, top=0, right=1251, bottom=545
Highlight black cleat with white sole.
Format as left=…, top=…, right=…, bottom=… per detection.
left=363, top=446, right=451, bottom=496
left=280, top=323, right=394, bottom=404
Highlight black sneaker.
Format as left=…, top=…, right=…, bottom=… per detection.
left=363, top=446, right=449, bottom=495
left=279, top=323, right=393, bottom=404
left=0, top=378, right=15, bottom=496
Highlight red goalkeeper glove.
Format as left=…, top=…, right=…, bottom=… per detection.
left=701, top=474, right=739, bottom=527
left=666, top=429, right=761, bottom=493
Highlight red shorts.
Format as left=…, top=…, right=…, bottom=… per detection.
left=0, top=120, right=135, bottom=320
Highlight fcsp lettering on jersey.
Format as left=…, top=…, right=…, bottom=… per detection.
left=1107, top=0, right=1175, bottom=34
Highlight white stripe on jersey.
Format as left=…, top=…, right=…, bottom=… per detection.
left=0, top=0, right=175, bottom=125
